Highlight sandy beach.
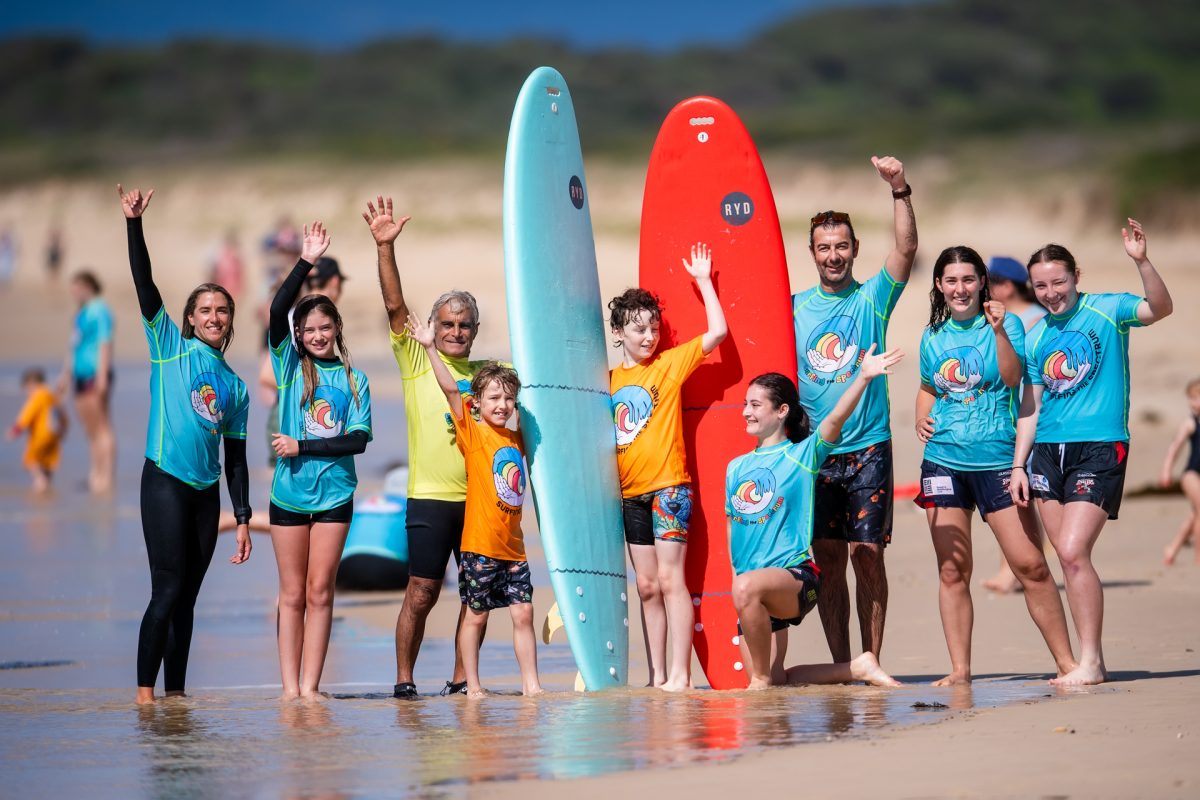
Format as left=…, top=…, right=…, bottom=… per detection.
left=1, top=159, right=1198, bottom=797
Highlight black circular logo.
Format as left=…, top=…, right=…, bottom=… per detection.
left=720, top=191, right=754, bottom=226
left=569, top=175, right=585, bottom=210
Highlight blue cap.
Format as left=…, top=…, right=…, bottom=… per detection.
left=987, top=256, right=1028, bottom=284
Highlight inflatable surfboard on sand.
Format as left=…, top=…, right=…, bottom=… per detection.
left=640, top=97, right=795, bottom=690
left=503, top=66, right=628, bottom=691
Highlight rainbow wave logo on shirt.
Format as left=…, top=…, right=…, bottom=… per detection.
left=730, top=467, right=777, bottom=516
left=303, top=385, right=349, bottom=439
left=190, top=372, right=230, bottom=426
left=492, top=446, right=526, bottom=508
left=805, top=315, right=860, bottom=375
left=612, top=385, right=654, bottom=446
left=1040, top=331, right=1092, bottom=394
left=933, top=346, right=985, bottom=394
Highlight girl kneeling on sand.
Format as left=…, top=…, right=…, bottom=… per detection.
left=728, top=361, right=900, bottom=690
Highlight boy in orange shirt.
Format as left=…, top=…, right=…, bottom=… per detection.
left=407, top=313, right=542, bottom=698
left=609, top=242, right=728, bottom=691
left=8, top=368, right=67, bottom=493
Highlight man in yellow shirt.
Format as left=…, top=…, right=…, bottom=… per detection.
left=363, top=196, right=490, bottom=699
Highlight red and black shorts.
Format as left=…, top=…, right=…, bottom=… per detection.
left=1029, top=441, right=1129, bottom=520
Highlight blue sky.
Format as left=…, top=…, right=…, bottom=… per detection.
left=1, top=1, right=901, bottom=50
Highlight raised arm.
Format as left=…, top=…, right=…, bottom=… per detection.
left=871, top=156, right=917, bottom=283
left=682, top=242, right=728, bottom=354
left=362, top=196, right=413, bottom=335
left=1159, top=417, right=1194, bottom=487
left=819, top=344, right=903, bottom=443
left=269, top=222, right=330, bottom=349
left=1123, top=219, right=1173, bottom=325
left=985, top=301, right=1021, bottom=388
left=118, top=184, right=163, bottom=319
left=406, top=313, right=463, bottom=419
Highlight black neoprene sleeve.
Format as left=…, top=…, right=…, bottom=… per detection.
left=127, top=218, right=164, bottom=320
left=296, top=429, right=369, bottom=457
left=222, top=437, right=252, bottom=525
left=269, top=259, right=314, bottom=349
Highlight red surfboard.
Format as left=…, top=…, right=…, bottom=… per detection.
left=639, top=97, right=794, bottom=690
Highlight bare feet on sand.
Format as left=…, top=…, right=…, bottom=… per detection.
left=932, top=671, right=971, bottom=687
left=850, top=653, right=903, bottom=687
left=982, top=568, right=1022, bottom=594
left=1050, top=662, right=1107, bottom=687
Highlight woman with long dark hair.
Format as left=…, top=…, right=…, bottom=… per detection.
left=120, top=184, right=252, bottom=705
left=1009, top=222, right=1172, bottom=685
left=728, top=362, right=902, bottom=690
left=915, top=246, right=1075, bottom=686
left=268, top=221, right=372, bottom=699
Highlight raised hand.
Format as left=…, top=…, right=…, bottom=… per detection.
left=983, top=299, right=1006, bottom=330
left=682, top=242, right=713, bottom=282
left=405, top=312, right=435, bottom=349
left=858, top=343, right=904, bottom=381
left=362, top=195, right=411, bottom=245
left=871, top=156, right=907, bottom=192
left=1122, top=218, right=1148, bottom=263
left=117, top=184, right=155, bottom=218
left=300, top=221, right=331, bottom=264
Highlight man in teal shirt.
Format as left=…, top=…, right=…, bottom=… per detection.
left=791, top=156, right=917, bottom=663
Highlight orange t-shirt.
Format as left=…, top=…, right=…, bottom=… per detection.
left=453, top=407, right=527, bottom=561
left=610, top=335, right=707, bottom=497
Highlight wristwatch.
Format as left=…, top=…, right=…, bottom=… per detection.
left=892, top=184, right=912, bottom=199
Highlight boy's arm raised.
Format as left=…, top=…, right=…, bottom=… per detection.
left=406, top=313, right=463, bottom=419
left=819, top=345, right=903, bottom=443
left=682, top=242, right=728, bottom=354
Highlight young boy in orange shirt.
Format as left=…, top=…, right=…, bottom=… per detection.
left=609, top=242, right=727, bottom=691
left=8, top=368, right=67, bottom=493
left=407, top=313, right=542, bottom=698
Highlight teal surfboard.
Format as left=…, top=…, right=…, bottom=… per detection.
left=503, top=66, right=628, bottom=690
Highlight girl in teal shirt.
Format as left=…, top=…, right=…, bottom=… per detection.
left=268, top=221, right=372, bottom=700
left=914, top=246, right=1074, bottom=687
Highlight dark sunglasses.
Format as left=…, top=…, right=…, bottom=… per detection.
left=810, top=210, right=852, bottom=228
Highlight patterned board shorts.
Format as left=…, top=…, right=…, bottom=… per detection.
left=458, top=551, right=534, bottom=611
left=622, top=484, right=694, bottom=545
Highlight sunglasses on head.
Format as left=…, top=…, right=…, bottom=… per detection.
left=810, top=210, right=852, bottom=228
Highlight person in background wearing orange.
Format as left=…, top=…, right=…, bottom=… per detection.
left=8, top=368, right=67, bottom=493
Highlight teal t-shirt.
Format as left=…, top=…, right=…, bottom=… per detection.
left=725, top=433, right=834, bottom=575
left=270, top=339, right=372, bottom=513
left=1025, top=292, right=1144, bottom=444
left=142, top=307, right=248, bottom=488
left=793, top=267, right=906, bottom=454
left=72, top=298, right=114, bottom=380
left=920, top=312, right=1025, bottom=471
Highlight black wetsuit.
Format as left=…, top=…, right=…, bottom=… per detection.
left=1187, top=414, right=1200, bottom=475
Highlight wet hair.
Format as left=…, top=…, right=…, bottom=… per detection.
left=430, top=290, right=480, bottom=327
left=608, top=288, right=662, bottom=333
left=748, top=372, right=810, bottom=443
left=808, top=211, right=858, bottom=248
left=20, top=367, right=45, bottom=385
left=293, top=294, right=361, bottom=410
left=72, top=270, right=102, bottom=295
left=471, top=362, right=521, bottom=400
left=1026, top=244, right=1078, bottom=277
left=181, top=283, right=236, bottom=353
left=929, top=246, right=990, bottom=329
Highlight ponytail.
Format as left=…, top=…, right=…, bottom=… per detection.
left=748, top=372, right=810, bottom=443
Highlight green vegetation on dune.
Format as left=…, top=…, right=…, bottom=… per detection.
left=1, top=0, right=1198, bottom=180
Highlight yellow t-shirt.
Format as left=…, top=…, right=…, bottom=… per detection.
left=610, top=335, right=707, bottom=497
left=391, top=329, right=487, bottom=501
left=453, top=406, right=527, bottom=561
left=16, top=386, right=62, bottom=470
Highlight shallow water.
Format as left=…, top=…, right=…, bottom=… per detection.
left=0, top=364, right=1061, bottom=795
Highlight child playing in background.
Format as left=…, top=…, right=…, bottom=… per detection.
left=406, top=313, right=542, bottom=698
left=1159, top=378, right=1200, bottom=566
left=608, top=242, right=728, bottom=692
left=8, top=368, right=67, bottom=492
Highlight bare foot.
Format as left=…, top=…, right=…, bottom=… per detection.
left=1163, top=546, right=1178, bottom=566
left=135, top=687, right=156, bottom=705
left=300, top=690, right=330, bottom=701
left=982, top=571, right=1022, bottom=594
left=660, top=676, right=690, bottom=693
left=163, top=690, right=187, bottom=699
left=467, top=688, right=488, bottom=699
left=932, top=671, right=971, bottom=687
left=747, top=677, right=771, bottom=691
left=849, top=653, right=903, bottom=687
left=522, top=686, right=544, bottom=697
left=1050, top=663, right=1107, bottom=687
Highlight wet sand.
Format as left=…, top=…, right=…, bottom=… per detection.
left=1, top=161, right=1198, bottom=796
